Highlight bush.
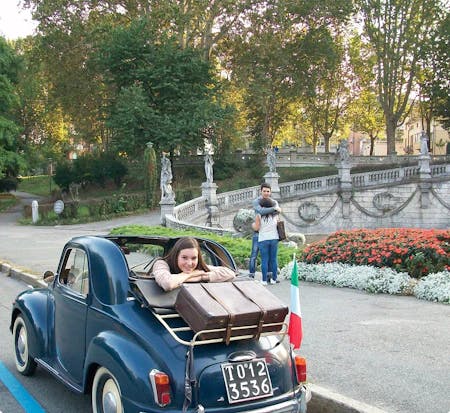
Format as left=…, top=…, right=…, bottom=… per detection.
left=414, top=271, right=450, bottom=303
left=0, top=176, right=19, bottom=192
left=109, top=224, right=300, bottom=269
left=301, top=228, right=450, bottom=278
left=54, top=162, right=74, bottom=192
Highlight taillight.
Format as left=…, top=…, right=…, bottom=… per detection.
left=149, top=370, right=171, bottom=407
left=294, top=356, right=307, bottom=383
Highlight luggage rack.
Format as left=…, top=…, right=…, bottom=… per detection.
left=152, top=307, right=288, bottom=347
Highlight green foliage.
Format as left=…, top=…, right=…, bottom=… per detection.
left=17, top=175, right=56, bottom=196
left=0, top=37, right=26, bottom=181
left=54, top=153, right=127, bottom=192
left=144, top=142, right=157, bottom=207
left=96, top=20, right=229, bottom=156
left=54, top=162, right=74, bottom=192
left=0, top=193, right=17, bottom=211
left=109, top=224, right=300, bottom=269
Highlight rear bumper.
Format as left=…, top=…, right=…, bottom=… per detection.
left=126, top=385, right=311, bottom=413
left=198, top=385, right=311, bottom=413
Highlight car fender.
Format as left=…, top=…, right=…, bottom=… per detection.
left=11, top=289, right=52, bottom=359
left=84, top=330, right=162, bottom=405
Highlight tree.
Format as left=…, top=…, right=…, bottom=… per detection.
left=346, top=34, right=385, bottom=155
left=347, top=90, right=385, bottom=155
left=357, top=0, right=442, bottom=154
left=0, top=37, right=26, bottom=189
left=417, top=11, right=450, bottom=133
left=97, top=21, right=228, bottom=157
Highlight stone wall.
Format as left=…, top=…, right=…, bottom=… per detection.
left=166, top=163, right=450, bottom=236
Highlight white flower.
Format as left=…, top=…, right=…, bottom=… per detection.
left=278, top=262, right=448, bottom=304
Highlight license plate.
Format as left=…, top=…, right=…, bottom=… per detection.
left=221, top=358, right=273, bottom=404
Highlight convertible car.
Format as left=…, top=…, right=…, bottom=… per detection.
left=11, top=235, right=310, bottom=413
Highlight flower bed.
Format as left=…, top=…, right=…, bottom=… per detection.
left=301, top=228, right=450, bottom=278
left=278, top=261, right=450, bottom=304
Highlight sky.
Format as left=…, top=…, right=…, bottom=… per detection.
left=0, top=0, right=37, bottom=40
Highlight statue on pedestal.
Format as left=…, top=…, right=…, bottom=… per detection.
left=266, top=146, right=277, bottom=172
left=160, top=153, right=174, bottom=201
left=420, top=132, right=429, bottom=156
left=337, top=139, right=350, bottom=164
left=204, top=152, right=214, bottom=184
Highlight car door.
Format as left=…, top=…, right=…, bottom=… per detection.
left=53, top=247, right=88, bottom=385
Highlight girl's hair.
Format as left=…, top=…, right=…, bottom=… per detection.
left=259, top=197, right=275, bottom=208
left=259, top=197, right=277, bottom=221
left=164, top=237, right=210, bottom=273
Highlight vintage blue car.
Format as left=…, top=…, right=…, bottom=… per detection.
left=11, top=235, right=310, bottom=413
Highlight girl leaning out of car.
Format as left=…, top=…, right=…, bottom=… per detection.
left=152, top=237, right=236, bottom=291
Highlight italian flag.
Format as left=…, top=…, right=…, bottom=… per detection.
left=288, top=258, right=303, bottom=349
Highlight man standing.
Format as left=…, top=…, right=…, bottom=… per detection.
left=249, top=183, right=280, bottom=278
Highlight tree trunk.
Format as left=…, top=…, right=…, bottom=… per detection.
left=385, top=117, right=397, bottom=155
left=370, top=134, right=376, bottom=156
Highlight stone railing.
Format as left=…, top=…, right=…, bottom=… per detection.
left=165, top=162, right=450, bottom=233
left=279, top=176, right=340, bottom=199
left=173, top=197, right=208, bottom=222
left=217, top=186, right=260, bottom=210
left=173, top=152, right=450, bottom=168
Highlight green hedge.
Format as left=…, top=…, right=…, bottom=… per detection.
left=109, top=224, right=301, bottom=269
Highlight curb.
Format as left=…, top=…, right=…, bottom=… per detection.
left=1, top=261, right=46, bottom=288
left=1, top=261, right=387, bottom=413
left=309, top=384, right=387, bottom=413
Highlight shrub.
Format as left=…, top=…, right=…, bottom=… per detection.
left=301, top=228, right=450, bottom=278
left=0, top=176, right=19, bottom=192
left=109, top=224, right=299, bottom=269
left=414, top=271, right=450, bottom=303
left=280, top=261, right=413, bottom=295
left=54, top=162, right=74, bottom=192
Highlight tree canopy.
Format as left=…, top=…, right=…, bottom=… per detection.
left=0, top=37, right=26, bottom=187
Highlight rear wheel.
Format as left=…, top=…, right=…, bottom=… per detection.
left=13, top=315, right=37, bottom=376
left=92, top=367, right=124, bottom=413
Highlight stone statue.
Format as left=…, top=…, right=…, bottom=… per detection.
left=266, top=146, right=276, bottom=172
left=160, top=153, right=174, bottom=201
left=420, top=132, right=429, bottom=156
left=337, top=139, right=350, bottom=164
left=204, top=153, right=214, bottom=183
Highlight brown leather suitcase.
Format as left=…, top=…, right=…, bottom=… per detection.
left=233, top=280, right=289, bottom=333
left=175, top=280, right=288, bottom=343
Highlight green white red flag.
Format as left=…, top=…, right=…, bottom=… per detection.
left=288, top=258, right=303, bottom=349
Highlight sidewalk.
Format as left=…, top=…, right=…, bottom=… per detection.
left=1, top=194, right=449, bottom=413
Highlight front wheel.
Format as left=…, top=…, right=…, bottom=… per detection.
left=13, top=315, right=37, bottom=376
left=92, top=367, right=124, bottom=413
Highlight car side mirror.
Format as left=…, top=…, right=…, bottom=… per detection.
left=43, top=270, right=55, bottom=284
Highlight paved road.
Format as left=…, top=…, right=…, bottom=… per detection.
left=1, top=192, right=449, bottom=413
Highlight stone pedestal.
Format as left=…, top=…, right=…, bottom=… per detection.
left=202, top=182, right=220, bottom=226
left=264, top=172, right=280, bottom=200
left=338, top=164, right=352, bottom=219
left=419, top=153, right=431, bottom=209
left=159, top=199, right=176, bottom=225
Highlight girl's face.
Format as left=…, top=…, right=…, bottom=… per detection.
left=177, top=248, right=199, bottom=273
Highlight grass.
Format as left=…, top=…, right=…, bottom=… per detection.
left=0, top=193, right=18, bottom=212
left=18, top=175, right=56, bottom=197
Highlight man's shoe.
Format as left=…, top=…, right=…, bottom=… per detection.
left=269, top=279, right=279, bottom=284
left=261, top=281, right=268, bottom=286
left=249, top=273, right=255, bottom=278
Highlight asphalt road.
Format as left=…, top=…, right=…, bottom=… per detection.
left=1, top=193, right=449, bottom=412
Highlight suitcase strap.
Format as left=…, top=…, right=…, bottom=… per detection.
left=233, top=283, right=267, bottom=340
left=202, top=284, right=236, bottom=345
